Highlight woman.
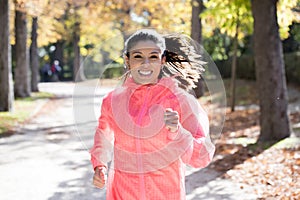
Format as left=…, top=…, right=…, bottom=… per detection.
left=90, top=29, right=215, bottom=200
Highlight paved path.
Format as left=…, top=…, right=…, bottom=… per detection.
left=0, top=82, right=258, bottom=200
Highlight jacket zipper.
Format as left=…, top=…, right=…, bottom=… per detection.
left=135, top=86, right=150, bottom=200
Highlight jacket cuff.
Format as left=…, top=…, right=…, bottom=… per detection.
left=91, top=155, right=107, bottom=170
left=168, top=124, right=192, bottom=141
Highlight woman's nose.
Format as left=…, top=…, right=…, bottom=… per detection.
left=142, top=58, right=150, bottom=64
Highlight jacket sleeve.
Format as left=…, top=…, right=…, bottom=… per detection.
left=178, top=94, right=215, bottom=168
left=90, top=94, right=114, bottom=170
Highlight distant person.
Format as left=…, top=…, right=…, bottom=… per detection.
left=41, top=63, right=51, bottom=82
left=50, top=60, right=62, bottom=81
left=90, top=29, right=215, bottom=199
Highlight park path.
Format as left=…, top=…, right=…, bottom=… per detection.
left=0, top=81, right=258, bottom=200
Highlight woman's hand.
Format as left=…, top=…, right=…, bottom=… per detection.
left=93, top=166, right=107, bottom=189
left=164, top=108, right=179, bottom=133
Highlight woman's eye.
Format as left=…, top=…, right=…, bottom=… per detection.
left=150, top=55, right=159, bottom=60
left=133, top=55, right=143, bottom=59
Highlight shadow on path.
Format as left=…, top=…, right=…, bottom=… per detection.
left=0, top=82, right=264, bottom=200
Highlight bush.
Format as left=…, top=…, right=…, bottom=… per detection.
left=285, top=52, right=300, bottom=84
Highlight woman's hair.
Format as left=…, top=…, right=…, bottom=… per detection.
left=124, top=29, right=166, bottom=57
left=123, top=29, right=205, bottom=90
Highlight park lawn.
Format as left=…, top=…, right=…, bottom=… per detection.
left=0, top=92, right=53, bottom=136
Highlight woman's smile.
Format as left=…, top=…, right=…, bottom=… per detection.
left=138, top=69, right=153, bottom=76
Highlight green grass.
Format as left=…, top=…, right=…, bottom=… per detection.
left=15, top=92, right=54, bottom=101
left=273, top=137, right=300, bottom=149
left=0, top=92, right=54, bottom=136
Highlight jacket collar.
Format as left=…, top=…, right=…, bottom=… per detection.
left=123, top=77, right=177, bottom=91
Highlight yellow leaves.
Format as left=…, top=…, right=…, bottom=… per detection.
left=191, top=0, right=199, bottom=8
left=277, top=0, right=299, bottom=39
left=146, top=0, right=191, bottom=33
left=101, top=29, right=124, bottom=60
left=37, top=16, right=63, bottom=46
left=8, top=0, right=299, bottom=51
left=74, top=0, right=194, bottom=63
left=26, top=0, right=196, bottom=49
left=203, top=0, right=298, bottom=40
left=79, top=27, right=124, bottom=64
left=25, top=0, right=47, bottom=16
left=14, top=0, right=26, bottom=11
left=92, top=53, right=103, bottom=63
left=114, top=57, right=124, bottom=64
left=202, top=0, right=252, bottom=38
left=150, top=18, right=161, bottom=27
left=10, top=0, right=69, bottom=46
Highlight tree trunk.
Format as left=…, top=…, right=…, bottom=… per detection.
left=73, top=20, right=85, bottom=82
left=251, top=0, right=291, bottom=142
left=230, top=15, right=240, bottom=112
left=0, top=0, right=14, bottom=112
left=14, top=8, right=31, bottom=97
left=54, top=41, right=64, bottom=67
left=53, top=41, right=64, bottom=81
left=191, top=0, right=203, bottom=43
left=191, top=0, right=204, bottom=98
left=30, top=17, right=39, bottom=92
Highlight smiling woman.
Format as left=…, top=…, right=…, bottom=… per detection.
left=124, top=40, right=165, bottom=85
left=90, top=29, right=215, bottom=200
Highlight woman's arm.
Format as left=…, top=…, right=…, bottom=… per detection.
left=177, top=95, right=215, bottom=168
left=90, top=94, right=114, bottom=170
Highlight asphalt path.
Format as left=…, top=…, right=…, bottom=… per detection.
left=0, top=81, right=258, bottom=200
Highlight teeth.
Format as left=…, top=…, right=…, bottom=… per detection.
left=139, top=70, right=152, bottom=75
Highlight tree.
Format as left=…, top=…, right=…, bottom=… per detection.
left=73, top=18, right=84, bottom=81
left=14, top=1, right=31, bottom=97
left=0, top=0, right=14, bottom=111
left=72, top=0, right=194, bottom=79
left=201, top=0, right=252, bottom=111
left=72, top=2, right=85, bottom=82
left=229, top=5, right=242, bottom=112
left=191, top=0, right=205, bottom=98
left=191, top=0, right=203, bottom=43
left=26, top=0, right=53, bottom=90
left=251, top=0, right=291, bottom=142
left=30, top=17, right=39, bottom=92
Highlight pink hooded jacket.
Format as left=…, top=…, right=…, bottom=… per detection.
left=90, top=77, right=215, bottom=200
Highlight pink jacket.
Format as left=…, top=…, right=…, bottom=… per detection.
left=90, top=77, right=215, bottom=200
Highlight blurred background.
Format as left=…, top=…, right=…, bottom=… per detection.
left=0, top=0, right=300, bottom=199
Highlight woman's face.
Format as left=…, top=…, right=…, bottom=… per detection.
left=125, top=40, right=165, bottom=85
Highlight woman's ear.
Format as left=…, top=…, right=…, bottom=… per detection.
left=161, top=55, right=166, bottom=65
left=124, top=54, right=130, bottom=69
left=161, top=50, right=167, bottom=64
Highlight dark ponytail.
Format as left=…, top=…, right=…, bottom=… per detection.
left=162, top=33, right=205, bottom=91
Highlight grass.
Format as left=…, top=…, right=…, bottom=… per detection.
left=0, top=92, right=54, bottom=136
left=273, top=137, right=300, bottom=149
